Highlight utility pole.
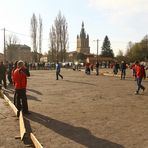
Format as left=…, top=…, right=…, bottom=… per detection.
left=97, top=39, right=99, bottom=62
left=94, top=39, right=99, bottom=62
left=146, top=35, right=148, bottom=60
left=93, top=39, right=99, bottom=76
left=3, top=28, right=6, bottom=62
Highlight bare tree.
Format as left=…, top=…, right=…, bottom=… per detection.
left=6, top=34, right=19, bottom=62
left=38, top=14, right=43, bottom=54
left=31, top=13, right=38, bottom=62
left=49, top=11, right=68, bottom=62
left=117, top=50, right=123, bottom=56
left=62, top=19, right=68, bottom=62
left=7, top=34, right=19, bottom=45
left=49, top=26, right=57, bottom=62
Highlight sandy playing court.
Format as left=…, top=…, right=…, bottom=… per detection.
left=0, top=68, right=148, bottom=148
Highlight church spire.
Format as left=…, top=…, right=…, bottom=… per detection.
left=82, top=21, right=84, bottom=28
left=80, top=21, right=86, bottom=38
left=76, top=22, right=90, bottom=54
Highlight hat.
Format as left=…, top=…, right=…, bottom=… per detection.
left=17, top=60, right=24, bottom=67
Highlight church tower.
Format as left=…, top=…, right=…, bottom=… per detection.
left=76, top=22, right=90, bottom=54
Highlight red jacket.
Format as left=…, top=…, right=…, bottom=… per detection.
left=13, top=67, right=27, bottom=89
left=135, top=64, right=146, bottom=78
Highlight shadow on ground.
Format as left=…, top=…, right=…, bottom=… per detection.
left=64, top=80, right=96, bottom=86
left=27, top=89, right=43, bottom=95
left=26, top=111, right=124, bottom=148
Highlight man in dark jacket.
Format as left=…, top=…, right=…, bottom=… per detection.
left=96, top=61, right=99, bottom=75
left=56, top=61, right=63, bottom=80
left=0, top=61, right=7, bottom=88
left=120, top=61, right=127, bottom=80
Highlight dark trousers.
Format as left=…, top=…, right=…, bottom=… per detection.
left=56, top=70, right=63, bottom=80
left=15, top=89, right=28, bottom=113
left=136, top=77, right=145, bottom=93
left=7, top=72, right=12, bottom=84
left=121, top=69, right=126, bottom=79
left=0, top=76, right=7, bottom=88
left=96, top=67, right=99, bottom=75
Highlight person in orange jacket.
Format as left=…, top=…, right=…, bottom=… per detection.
left=134, top=61, right=146, bottom=95
left=13, top=60, right=30, bottom=116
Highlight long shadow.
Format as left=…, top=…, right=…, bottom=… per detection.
left=27, top=94, right=41, bottom=102
left=3, top=91, right=41, bottom=102
left=3, top=92, right=14, bottom=101
left=64, top=80, right=96, bottom=86
left=26, top=111, right=124, bottom=148
left=23, top=118, right=34, bottom=147
left=27, top=89, right=43, bottom=95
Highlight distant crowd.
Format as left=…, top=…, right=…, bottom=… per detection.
left=0, top=59, right=147, bottom=116
left=0, top=60, right=147, bottom=88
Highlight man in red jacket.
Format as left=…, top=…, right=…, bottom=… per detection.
left=135, top=61, right=146, bottom=95
left=13, top=60, right=30, bottom=116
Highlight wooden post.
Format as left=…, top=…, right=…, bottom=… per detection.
left=19, top=111, right=26, bottom=140
left=30, top=133, right=43, bottom=148
left=3, top=94, right=18, bottom=116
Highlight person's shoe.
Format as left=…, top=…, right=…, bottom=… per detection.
left=142, top=87, right=145, bottom=92
left=17, top=111, right=20, bottom=117
left=135, top=91, right=139, bottom=95
left=23, top=111, right=31, bottom=115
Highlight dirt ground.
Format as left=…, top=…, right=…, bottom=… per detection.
left=0, top=68, right=148, bottom=148
left=0, top=98, right=26, bottom=148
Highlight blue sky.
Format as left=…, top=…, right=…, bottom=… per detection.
left=0, top=0, right=148, bottom=56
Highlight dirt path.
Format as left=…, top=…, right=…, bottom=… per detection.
left=0, top=98, right=26, bottom=148
left=1, top=68, right=148, bottom=148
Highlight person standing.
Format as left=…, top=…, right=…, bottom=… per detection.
left=56, top=61, right=63, bottom=80
left=11, top=61, right=18, bottom=106
left=0, top=61, right=7, bottom=89
left=131, top=63, right=136, bottom=80
left=96, top=61, right=99, bottom=75
left=120, top=61, right=127, bottom=80
left=7, top=62, right=13, bottom=84
left=13, top=60, right=30, bottom=116
left=113, top=62, right=120, bottom=75
left=134, top=61, right=146, bottom=95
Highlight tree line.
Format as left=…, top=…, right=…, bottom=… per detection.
left=6, top=11, right=148, bottom=63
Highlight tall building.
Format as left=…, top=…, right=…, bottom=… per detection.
left=76, top=22, right=90, bottom=54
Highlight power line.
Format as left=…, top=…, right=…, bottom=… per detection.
left=3, top=29, right=48, bottom=41
left=0, top=28, right=135, bottom=46
left=5, top=29, right=31, bottom=37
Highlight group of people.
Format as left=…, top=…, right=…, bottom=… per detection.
left=0, top=60, right=30, bottom=116
left=84, top=60, right=146, bottom=95
left=113, top=61, right=127, bottom=80
left=0, top=59, right=147, bottom=116
left=0, top=60, right=64, bottom=117
left=85, top=62, right=99, bottom=75
left=112, top=60, right=146, bottom=95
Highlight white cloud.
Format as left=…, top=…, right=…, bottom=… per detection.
left=88, top=0, right=148, bottom=22
left=88, top=0, right=148, bottom=12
